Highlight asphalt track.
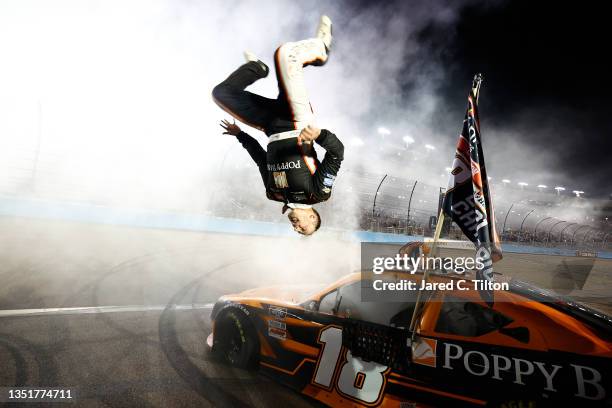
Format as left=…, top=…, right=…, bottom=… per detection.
left=1, top=217, right=610, bottom=407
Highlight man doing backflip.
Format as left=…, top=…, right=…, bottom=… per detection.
left=212, top=16, right=344, bottom=236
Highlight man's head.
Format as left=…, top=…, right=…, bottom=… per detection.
left=285, top=206, right=321, bottom=235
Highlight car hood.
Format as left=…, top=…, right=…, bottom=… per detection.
left=223, top=283, right=326, bottom=305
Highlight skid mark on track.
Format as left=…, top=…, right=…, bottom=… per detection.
left=0, top=332, right=59, bottom=389
left=159, top=259, right=253, bottom=408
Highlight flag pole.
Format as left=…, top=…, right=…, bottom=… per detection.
left=408, top=74, right=483, bottom=335
left=408, top=209, right=445, bottom=333
left=472, top=73, right=483, bottom=104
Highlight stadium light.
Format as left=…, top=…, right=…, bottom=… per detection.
left=403, top=135, right=415, bottom=144
left=572, top=190, right=585, bottom=197
left=537, top=184, right=547, bottom=189
left=424, top=144, right=436, bottom=151
left=377, top=127, right=391, bottom=135
left=554, top=186, right=565, bottom=195
left=502, top=179, right=511, bottom=184
left=518, top=182, right=528, bottom=187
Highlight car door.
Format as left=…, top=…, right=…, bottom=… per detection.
left=306, top=280, right=420, bottom=406
left=409, top=290, right=553, bottom=403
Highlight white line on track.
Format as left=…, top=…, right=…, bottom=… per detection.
left=0, top=303, right=215, bottom=318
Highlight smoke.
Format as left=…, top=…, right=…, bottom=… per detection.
left=0, top=0, right=603, bottom=232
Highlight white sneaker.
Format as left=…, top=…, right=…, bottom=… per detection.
left=316, top=15, right=333, bottom=51
left=244, top=50, right=259, bottom=63
left=244, top=50, right=269, bottom=76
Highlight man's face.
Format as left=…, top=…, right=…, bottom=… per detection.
left=287, top=208, right=317, bottom=235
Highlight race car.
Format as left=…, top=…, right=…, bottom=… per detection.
left=207, top=270, right=612, bottom=407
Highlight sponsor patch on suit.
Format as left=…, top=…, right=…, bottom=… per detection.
left=273, top=171, right=289, bottom=188
left=323, top=173, right=336, bottom=187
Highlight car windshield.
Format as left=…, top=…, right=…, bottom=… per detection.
left=310, top=279, right=419, bottom=327
left=296, top=283, right=330, bottom=304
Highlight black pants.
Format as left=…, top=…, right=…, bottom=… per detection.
left=212, top=39, right=328, bottom=136
left=212, top=60, right=292, bottom=136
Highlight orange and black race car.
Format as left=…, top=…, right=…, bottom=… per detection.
left=207, top=271, right=612, bottom=407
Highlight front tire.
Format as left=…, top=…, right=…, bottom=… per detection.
left=213, top=309, right=259, bottom=370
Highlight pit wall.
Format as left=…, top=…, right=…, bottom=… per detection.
left=1, top=195, right=610, bottom=259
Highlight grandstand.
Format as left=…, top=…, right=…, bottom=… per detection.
left=0, top=134, right=610, bottom=251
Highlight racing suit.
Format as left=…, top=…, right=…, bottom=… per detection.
left=212, top=38, right=344, bottom=204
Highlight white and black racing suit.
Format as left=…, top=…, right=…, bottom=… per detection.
left=212, top=38, right=344, bottom=204
left=235, top=128, right=344, bottom=204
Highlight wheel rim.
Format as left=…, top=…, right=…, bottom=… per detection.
left=224, top=319, right=243, bottom=364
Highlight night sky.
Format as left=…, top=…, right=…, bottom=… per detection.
left=352, top=0, right=612, bottom=197
left=440, top=0, right=611, bottom=198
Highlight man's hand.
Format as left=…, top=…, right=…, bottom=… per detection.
left=298, top=125, right=321, bottom=145
left=220, top=119, right=241, bottom=136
